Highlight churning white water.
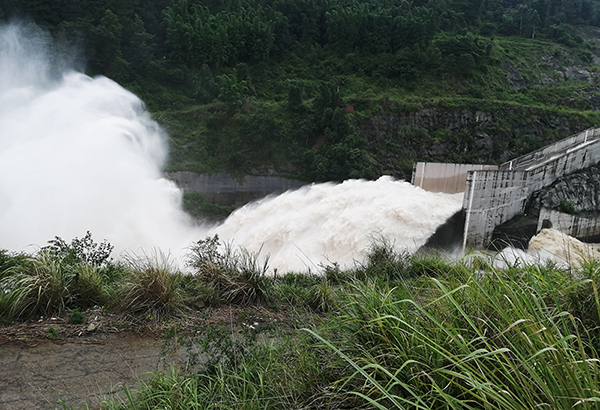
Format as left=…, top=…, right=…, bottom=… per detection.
left=211, top=177, right=464, bottom=272
left=493, top=228, right=600, bottom=269
left=0, top=23, right=465, bottom=272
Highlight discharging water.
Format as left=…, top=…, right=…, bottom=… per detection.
left=0, top=23, right=480, bottom=272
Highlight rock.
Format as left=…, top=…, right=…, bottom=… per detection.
left=474, top=131, right=494, bottom=151
left=564, top=66, right=593, bottom=82
left=529, top=164, right=600, bottom=213
left=87, top=321, right=100, bottom=332
left=502, top=61, right=529, bottom=89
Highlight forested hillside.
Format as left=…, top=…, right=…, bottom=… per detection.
left=3, top=0, right=600, bottom=181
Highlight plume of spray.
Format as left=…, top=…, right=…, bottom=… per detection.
left=0, top=22, right=467, bottom=272
left=0, top=22, right=204, bottom=259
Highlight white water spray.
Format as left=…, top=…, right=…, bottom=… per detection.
left=0, top=23, right=465, bottom=272
left=0, top=23, right=203, bottom=258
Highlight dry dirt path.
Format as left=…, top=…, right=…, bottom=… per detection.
left=0, top=334, right=173, bottom=409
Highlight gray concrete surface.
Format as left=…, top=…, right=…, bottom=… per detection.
left=166, top=172, right=307, bottom=206
left=462, top=127, right=600, bottom=249
left=412, top=162, right=498, bottom=194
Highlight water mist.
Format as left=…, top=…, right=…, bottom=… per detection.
left=0, top=23, right=203, bottom=259
left=0, top=23, right=465, bottom=272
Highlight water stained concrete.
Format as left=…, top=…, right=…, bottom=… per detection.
left=0, top=334, right=172, bottom=409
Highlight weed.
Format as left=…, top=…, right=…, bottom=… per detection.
left=46, top=326, right=59, bottom=340
left=0, top=253, right=72, bottom=318
left=68, top=308, right=86, bottom=325
left=560, top=199, right=581, bottom=215
left=70, top=264, right=111, bottom=308
left=119, top=252, right=182, bottom=317
left=186, top=235, right=272, bottom=305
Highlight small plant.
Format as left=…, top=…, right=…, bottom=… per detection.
left=68, top=308, right=85, bottom=325
left=559, top=199, right=581, bottom=215
left=46, top=326, right=59, bottom=339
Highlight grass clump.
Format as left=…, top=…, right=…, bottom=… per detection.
left=185, top=235, right=271, bottom=306
left=118, top=253, right=182, bottom=317
left=1, top=253, right=72, bottom=318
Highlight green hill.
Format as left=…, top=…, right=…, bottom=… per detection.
left=4, top=0, right=600, bottom=182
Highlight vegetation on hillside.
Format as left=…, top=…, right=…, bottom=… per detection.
left=3, top=0, right=600, bottom=182
left=3, top=234, right=600, bottom=408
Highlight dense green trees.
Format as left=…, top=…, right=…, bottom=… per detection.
left=2, top=0, right=600, bottom=181
left=2, top=0, right=598, bottom=92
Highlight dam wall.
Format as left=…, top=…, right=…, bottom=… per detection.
left=412, top=162, right=498, bottom=194
left=166, top=171, right=306, bottom=206
left=462, top=127, right=600, bottom=249
left=537, top=208, right=600, bottom=243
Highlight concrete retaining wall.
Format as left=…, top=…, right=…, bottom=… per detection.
left=412, top=162, right=498, bottom=194
left=538, top=208, right=600, bottom=242
left=166, top=172, right=306, bottom=206
left=463, top=127, right=600, bottom=249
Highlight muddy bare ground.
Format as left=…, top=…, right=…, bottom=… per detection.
left=0, top=306, right=278, bottom=409
left=0, top=334, right=167, bottom=409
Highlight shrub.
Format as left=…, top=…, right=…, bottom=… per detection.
left=43, top=231, right=113, bottom=268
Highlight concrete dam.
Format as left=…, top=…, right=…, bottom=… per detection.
left=413, top=127, right=600, bottom=251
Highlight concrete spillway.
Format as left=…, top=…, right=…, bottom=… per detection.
left=413, top=127, right=600, bottom=250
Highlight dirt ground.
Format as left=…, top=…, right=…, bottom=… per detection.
left=0, top=334, right=166, bottom=409
left=0, top=305, right=278, bottom=409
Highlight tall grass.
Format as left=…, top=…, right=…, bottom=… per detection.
left=4, top=237, right=600, bottom=409
left=186, top=236, right=271, bottom=305
left=1, top=252, right=72, bottom=318
left=311, top=259, right=600, bottom=409
left=104, top=332, right=349, bottom=410
left=118, top=252, right=182, bottom=317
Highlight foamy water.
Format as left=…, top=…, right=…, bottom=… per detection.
left=212, top=177, right=464, bottom=272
